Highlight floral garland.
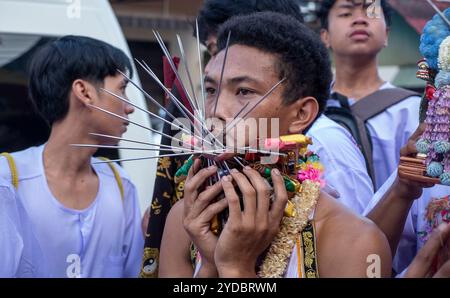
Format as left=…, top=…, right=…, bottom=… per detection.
left=258, top=153, right=323, bottom=278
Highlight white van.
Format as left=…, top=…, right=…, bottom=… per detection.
left=0, top=0, right=157, bottom=214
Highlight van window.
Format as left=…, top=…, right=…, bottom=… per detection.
left=0, top=34, right=52, bottom=153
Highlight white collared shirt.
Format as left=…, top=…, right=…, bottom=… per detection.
left=329, top=82, right=421, bottom=190
left=307, top=115, right=374, bottom=214
left=0, top=144, right=144, bottom=277
left=364, top=170, right=450, bottom=274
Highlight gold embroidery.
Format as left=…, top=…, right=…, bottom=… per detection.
left=157, top=157, right=173, bottom=181
left=306, top=270, right=317, bottom=278
left=156, top=172, right=167, bottom=178
left=303, top=231, right=315, bottom=269
left=258, top=180, right=320, bottom=278
left=173, top=180, right=185, bottom=204
left=300, top=222, right=319, bottom=278
left=139, top=248, right=159, bottom=278
left=151, top=198, right=162, bottom=215
left=190, top=243, right=198, bottom=269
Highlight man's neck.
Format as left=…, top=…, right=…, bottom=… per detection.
left=332, top=54, right=385, bottom=101
left=43, top=121, right=97, bottom=179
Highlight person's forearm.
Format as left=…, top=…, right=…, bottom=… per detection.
left=366, top=179, right=415, bottom=256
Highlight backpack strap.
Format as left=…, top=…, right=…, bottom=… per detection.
left=97, top=157, right=124, bottom=201
left=1, top=152, right=18, bottom=189
left=326, top=88, right=419, bottom=187
left=352, top=88, right=419, bottom=186
left=351, top=88, right=420, bottom=121
left=327, top=93, right=376, bottom=185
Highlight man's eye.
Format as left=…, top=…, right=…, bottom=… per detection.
left=206, top=87, right=217, bottom=96
left=237, top=88, right=254, bottom=96
left=339, top=12, right=352, bottom=17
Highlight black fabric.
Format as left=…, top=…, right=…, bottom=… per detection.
left=324, top=92, right=375, bottom=184
left=140, top=86, right=190, bottom=278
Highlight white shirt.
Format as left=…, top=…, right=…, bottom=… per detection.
left=364, top=170, right=450, bottom=274
left=0, top=179, right=23, bottom=277
left=0, top=144, right=144, bottom=278
left=307, top=115, right=374, bottom=214
left=330, top=82, right=421, bottom=190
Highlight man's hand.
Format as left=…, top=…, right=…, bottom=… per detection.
left=183, top=159, right=228, bottom=277
left=404, top=223, right=450, bottom=278
left=214, top=167, right=288, bottom=277
left=397, top=123, right=434, bottom=201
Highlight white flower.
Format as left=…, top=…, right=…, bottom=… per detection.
left=438, top=36, right=450, bottom=71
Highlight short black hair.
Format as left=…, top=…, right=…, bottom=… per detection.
left=197, top=0, right=304, bottom=45
left=318, top=0, right=392, bottom=29
left=28, top=35, right=132, bottom=125
left=216, top=12, right=332, bottom=114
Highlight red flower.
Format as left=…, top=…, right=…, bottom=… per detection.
left=425, top=84, right=436, bottom=101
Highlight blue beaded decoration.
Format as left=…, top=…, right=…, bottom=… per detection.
left=416, top=139, right=430, bottom=154
left=440, top=172, right=450, bottom=186
left=434, top=140, right=450, bottom=154
left=427, top=162, right=444, bottom=177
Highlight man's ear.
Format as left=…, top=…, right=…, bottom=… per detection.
left=71, top=79, right=97, bottom=106
left=287, top=96, right=319, bottom=134
left=320, top=28, right=331, bottom=49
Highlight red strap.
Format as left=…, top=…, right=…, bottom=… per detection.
left=162, top=56, right=193, bottom=114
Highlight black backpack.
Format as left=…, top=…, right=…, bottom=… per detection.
left=324, top=88, right=420, bottom=187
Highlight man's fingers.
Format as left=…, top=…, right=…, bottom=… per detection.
left=196, top=198, right=229, bottom=224
left=400, top=123, right=426, bottom=157
left=184, top=163, right=217, bottom=201
left=242, top=166, right=271, bottom=217
left=184, top=159, right=202, bottom=213
left=405, top=223, right=450, bottom=278
left=221, top=175, right=241, bottom=223
left=269, top=168, right=288, bottom=224
left=187, top=158, right=201, bottom=181
left=400, top=140, right=418, bottom=158
left=229, top=169, right=256, bottom=218
left=189, top=181, right=223, bottom=219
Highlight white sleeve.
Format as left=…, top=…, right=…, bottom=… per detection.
left=392, top=201, right=418, bottom=274
left=363, top=170, right=398, bottom=216
left=0, top=182, right=23, bottom=277
left=311, top=131, right=374, bottom=215
left=122, top=180, right=144, bottom=278
left=324, top=167, right=374, bottom=215
left=363, top=170, right=418, bottom=273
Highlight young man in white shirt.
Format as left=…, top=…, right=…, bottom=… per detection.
left=319, top=0, right=421, bottom=190
left=0, top=178, right=22, bottom=277
left=365, top=124, right=450, bottom=276
left=0, top=36, right=144, bottom=277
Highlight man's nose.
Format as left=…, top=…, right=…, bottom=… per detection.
left=352, top=15, right=369, bottom=25
left=352, top=8, right=370, bottom=26
left=210, top=93, right=234, bottom=122
left=125, top=101, right=134, bottom=115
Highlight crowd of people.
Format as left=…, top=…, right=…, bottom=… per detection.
left=1, top=0, right=449, bottom=278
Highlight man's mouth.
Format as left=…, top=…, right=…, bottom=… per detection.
left=350, top=29, right=370, bottom=39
